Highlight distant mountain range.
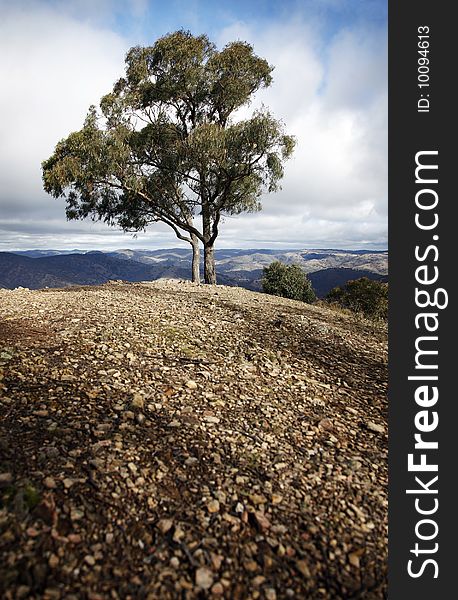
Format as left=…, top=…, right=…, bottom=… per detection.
left=0, top=248, right=388, bottom=297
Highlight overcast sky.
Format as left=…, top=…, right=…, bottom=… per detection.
left=0, top=0, right=387, bottom=251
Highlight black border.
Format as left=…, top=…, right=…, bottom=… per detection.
left=389, top=2, right=454, bottom=597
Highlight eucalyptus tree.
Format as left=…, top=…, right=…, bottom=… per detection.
left=42, top=30, right=295, bottom=284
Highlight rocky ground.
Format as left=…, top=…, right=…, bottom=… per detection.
left=0, top=281, right=387, bottom=599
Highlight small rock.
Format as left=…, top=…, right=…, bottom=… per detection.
left=48, top=554, right=59, bottom=568
left=207, top=499, right=220, bottom=514
left=204, top=416, right=220, bottom=424
left=132, top=393, right=144, bottom=409
left=318, top=418, right=333, bottom=431
left=349, top=552, right=361, bottom=568
left=186, top=380, right=198, bottom=390
left=254, top=510, right=271, bottom=531
left=0, top=472, right=13, bottom=485
left=157, top=519, right=174, bottom=534
left=210, top=553, right=224, bottom=570
left=249, top=493, right=267, bottom=505
left=34, top=410, right=49, bottom=417
left=296, top=559, right=311, bottom=578
left=195, top=567, right=214, bottom=590
left=61, top=374, right=76, bottom=382
left=367, top=421, right=385, bottom=434
left=84, top=555, right=96, bottom=566
left=70, top=508, right=84, bottom=521
left=185, top=457, right=198, bottom=467
left=211, top=582, right=224, bottom=595
left=172, top=527, right=184, bottom=542
left=89, top=458, right=104, bottom=470
left=43, top=477, right=56, bottom=489
left=244, top=560, right=258, bottom=572
left=16, top=586, right=31, bottom=599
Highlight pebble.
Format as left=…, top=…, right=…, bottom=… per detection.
left=204, top=416, right=220, bottom=424
left=207, top=499, right=220, bottom=513
left=195, top=567, right=214, bottom=590
left=367, top=421, right=385, bottom=434
left=48, top=554, right=59, bottom=568
left=131, top=393, right=144, bottom=408
left=84, top=555, right=96, bottom=566
left=157, top=519, right=173, bottom=534
left=211, top=582, right=224, bottom=595
left=0, top=472, right=13, bottom=484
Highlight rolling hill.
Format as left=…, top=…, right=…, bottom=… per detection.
left=1, top=248, right=388, bottom=297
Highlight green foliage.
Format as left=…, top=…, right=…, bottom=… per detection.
left=262, top=261, right=316, bottom=303
left=326, top=277, right=388, bottom=320
left=42, top=29, right=296, bottom=283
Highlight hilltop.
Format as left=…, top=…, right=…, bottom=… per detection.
left=0, top=281, right=387, bottom=599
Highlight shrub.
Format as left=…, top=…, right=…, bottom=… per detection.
left=262, top=261, right=316, bottom=303
left=326, top=277, right=388, bottom=320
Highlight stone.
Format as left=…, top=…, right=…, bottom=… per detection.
left=195, top=567, right=214, bottom=590
left=207, top=499, right=220, bottom=513
left=132, top=393, right=144, bottom=409
left=157, top=519, right=173, bottom=534
left=204, top=416, right=220, bottom=424
left=296, top=559, right=311, bottom=578
left=367, top=421, right=385, bottom=434
left=211, top=582, right=224, bottom=595
left=254, top=511, right=271, bottom=531
left=0, top=472, right=13, bottom=484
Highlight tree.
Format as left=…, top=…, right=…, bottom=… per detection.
left=262, top=261, right=316, bottom=303
left=326, top=277, right=388, bottom=320
left=42, top=30, right=295, bottom=284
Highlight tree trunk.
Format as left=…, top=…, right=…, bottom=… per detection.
left=191, top=234, right=200, bottom=284
left=204, top=243, right=216, bottom=284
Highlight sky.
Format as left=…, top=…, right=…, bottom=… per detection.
left=0, top=0, right=387, bottom=251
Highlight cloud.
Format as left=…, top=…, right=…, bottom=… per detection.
left=216, top=18, right=387, bottom=247
left=0, top=5, right=126, bottom=190
left=0, top=3, right=387, bottom=251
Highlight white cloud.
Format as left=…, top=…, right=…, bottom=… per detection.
left=216, top=19, right=387, bottom=247
left=0, top=3, right=127, bottom=214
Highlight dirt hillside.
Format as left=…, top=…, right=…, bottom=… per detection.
left=0, top=281, right=387, bottom=599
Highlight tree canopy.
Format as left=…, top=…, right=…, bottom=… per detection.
left=42, top=30, right=296, bottom=283
left=326, top=277, right=388, bottom=320
left=262, top=261, right=316, bottom=303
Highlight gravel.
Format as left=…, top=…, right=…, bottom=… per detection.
left=0, top=280, right=387, bottom=598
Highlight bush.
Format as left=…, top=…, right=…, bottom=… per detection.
left=326, top=277, right=388, bottom=320
left=262, top=261, right=316, bottom=303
